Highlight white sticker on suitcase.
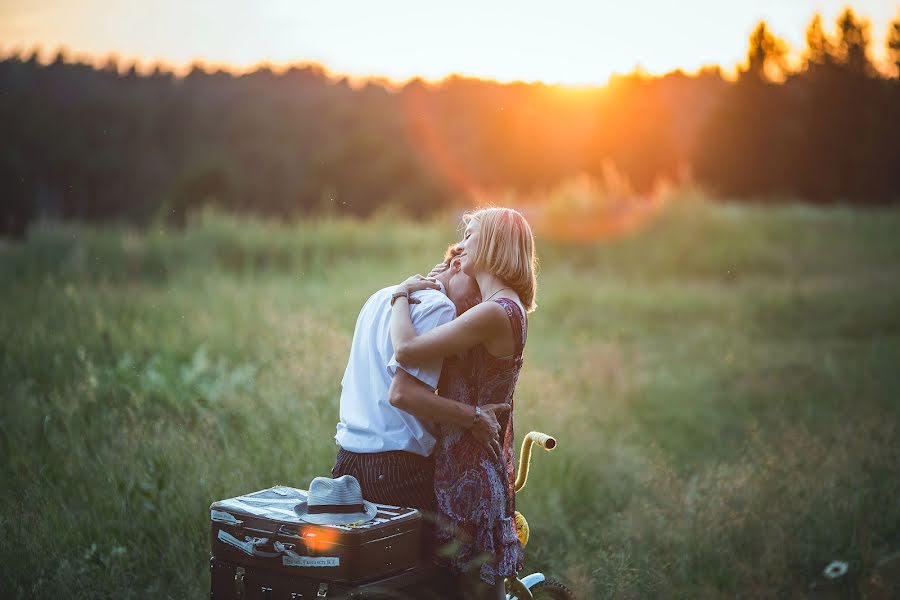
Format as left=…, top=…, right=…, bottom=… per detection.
left=282, top=554, right=340, bottom=568
left=210, top=509, right=241, bottom=525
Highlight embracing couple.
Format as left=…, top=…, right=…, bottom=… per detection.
left=332, top=207, right=537, bottom=600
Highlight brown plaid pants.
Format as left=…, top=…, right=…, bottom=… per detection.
left=332, top=448, right=437, bottom=514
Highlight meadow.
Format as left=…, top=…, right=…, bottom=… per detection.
left=2, top=197, right=899, bottom=598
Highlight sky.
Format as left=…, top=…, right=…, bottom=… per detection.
left=0, top=1, right=897, bottom=84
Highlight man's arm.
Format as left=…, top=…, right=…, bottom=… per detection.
left=388, top=370, right=508, bottom=461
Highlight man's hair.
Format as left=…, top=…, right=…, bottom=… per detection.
left=442, top=243, right=463, bottom=266
left=462, top=207, right=538, bottom=312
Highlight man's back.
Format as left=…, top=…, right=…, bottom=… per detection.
left=336, top=284, right=456, bottom=457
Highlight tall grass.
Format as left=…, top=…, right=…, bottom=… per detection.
left=2, top=198, right=899, bottom=598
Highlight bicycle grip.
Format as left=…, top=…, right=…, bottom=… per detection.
left=526, top=431, right=557, bottom=451
left=515, top=431, right=558, bottom=493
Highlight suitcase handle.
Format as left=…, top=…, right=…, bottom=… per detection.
left=217, top=530, right=281, bottom=558
left=273, top=541, right=320, bottom=566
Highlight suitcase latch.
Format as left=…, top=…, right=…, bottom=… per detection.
left=234, top=566, right=245, bottom=599
left=317, top=582, right=328, bottom=598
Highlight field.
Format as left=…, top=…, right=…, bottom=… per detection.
left=2, top=197, right=899, bottom=598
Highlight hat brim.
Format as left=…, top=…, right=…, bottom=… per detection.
left=293, top=500, right=378, bottom=525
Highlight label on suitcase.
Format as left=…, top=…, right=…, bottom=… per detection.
left=210, top=486, right=423, bottom=583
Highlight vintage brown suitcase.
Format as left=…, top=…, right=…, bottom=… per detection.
left=210, top=557, right=457, bottom=599
left=210, top=486, right=424, bottom=583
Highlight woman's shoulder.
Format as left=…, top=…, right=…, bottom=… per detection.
left=467, top=298, right=512, bottom=320
left=493, top=296, right=526, bottom=323
left=495, top=296, right=527, bottom=346
left=460, top=297, right=527, bottom=342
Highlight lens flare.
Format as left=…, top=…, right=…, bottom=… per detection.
left=402, top=83, right=481, bottom=199
left=527, top=171, right=669, bottom=242
left=300, top=526, right=341, bottom=552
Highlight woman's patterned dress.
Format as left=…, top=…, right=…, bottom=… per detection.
left=433, top=297, right=527, bottom=585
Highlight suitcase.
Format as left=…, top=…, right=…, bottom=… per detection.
left=209, top=486, right=425, bottom=583
left=210, top=556, right=457, bottom=599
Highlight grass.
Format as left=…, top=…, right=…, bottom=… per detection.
left=2, top=197, right=899, bottom=598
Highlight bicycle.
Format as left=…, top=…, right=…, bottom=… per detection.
left=503, top=431, right=576, bottom=600
left=353, top=431, right=576, bottom=599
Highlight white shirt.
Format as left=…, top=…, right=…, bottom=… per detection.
left=335, top=282, right=457, bottom=457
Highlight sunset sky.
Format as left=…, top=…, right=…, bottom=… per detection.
left=1, top=1, right=897, bottom=84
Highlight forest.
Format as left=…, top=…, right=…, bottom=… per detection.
left=2, top=7, right=898, bottom=236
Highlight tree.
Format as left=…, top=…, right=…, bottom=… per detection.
left=804, top=13, right=835, bottom=71
left=742, top=21, right=789, bottom=82
left=835, top=8, right=873, bottom=76
left=888, top=12, right=900, bottom=78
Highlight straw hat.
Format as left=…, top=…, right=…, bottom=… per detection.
left=294, top=475, right=378, bottom=525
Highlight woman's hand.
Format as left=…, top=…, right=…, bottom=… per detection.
left=427, top=261, right=450, bottom=278
left=396, top=274, right=440, bottom=296
left=469, top=403, right=510, bottom=461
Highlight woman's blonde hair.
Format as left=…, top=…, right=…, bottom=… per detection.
left=463, top=207, right=538, bottom=312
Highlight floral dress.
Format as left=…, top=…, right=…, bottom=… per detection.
left=433, top=297, right=527, bottom=585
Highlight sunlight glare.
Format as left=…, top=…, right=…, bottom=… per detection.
left=0, top=0, right=896, bottom=85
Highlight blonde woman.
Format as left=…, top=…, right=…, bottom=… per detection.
left=387, top=207, right=537, bottom=600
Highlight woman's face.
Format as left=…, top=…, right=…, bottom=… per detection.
left=458, top=219, right=481, bottom=277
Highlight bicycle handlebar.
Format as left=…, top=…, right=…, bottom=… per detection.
left=514, top=431, right=557, bottom=493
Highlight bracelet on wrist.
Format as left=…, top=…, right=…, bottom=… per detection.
left=391, top=290, right=421, bottom=306
left=390, top=291, right=409, bottom=306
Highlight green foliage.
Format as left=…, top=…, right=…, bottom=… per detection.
left=2, top=199, right=900, bottom=598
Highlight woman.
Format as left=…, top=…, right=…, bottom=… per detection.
left=389, top=207, right=537, bottom=600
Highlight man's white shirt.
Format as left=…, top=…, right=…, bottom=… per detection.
left=335, top=282, right=456, bottom=457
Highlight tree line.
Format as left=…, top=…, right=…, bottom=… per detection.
left=2, top=7, right=898, bottom=236
left=694, top=10, right=900, bottom=203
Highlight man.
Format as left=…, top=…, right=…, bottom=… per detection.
left=333, top=249, right=508, bottom=514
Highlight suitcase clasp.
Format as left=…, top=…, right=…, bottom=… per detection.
left=316, top=583, right=328, bottom=598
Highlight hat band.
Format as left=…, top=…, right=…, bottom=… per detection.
left=308, top=503, right=366, bottom=515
